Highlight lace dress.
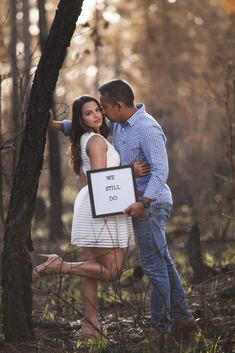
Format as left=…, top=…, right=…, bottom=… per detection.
left=71, top=132, right=135, bottom=248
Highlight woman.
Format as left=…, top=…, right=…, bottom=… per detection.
left=33, top=95, right=149, bottom=338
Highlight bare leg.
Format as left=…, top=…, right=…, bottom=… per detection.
left=34, top=247, right=125, bottom=281
left=61, top=247, right=125, bottom=280
left=80, top=249, right=99, bottom=337
left=78, top=247, right=125, bottom=337
left=33, top=247, right=126, bottom=337
left=33, top=248, right=125, bottom=281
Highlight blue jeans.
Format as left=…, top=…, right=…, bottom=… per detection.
left=133, top=203, right=193, bottom=332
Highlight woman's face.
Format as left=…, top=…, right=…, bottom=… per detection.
left=81, top=101, right=103, bottom=132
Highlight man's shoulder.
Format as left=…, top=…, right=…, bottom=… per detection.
left=136, top=112, right=162, bottom=129
left=135, top=113, right=166, bottom=142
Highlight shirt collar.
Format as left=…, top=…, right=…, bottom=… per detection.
left=123, top=103, right=145, bottom=127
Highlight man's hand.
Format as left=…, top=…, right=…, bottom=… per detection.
left=133, top=161, right=150, bottom=177
left=124, top=202, right=145, bottom=218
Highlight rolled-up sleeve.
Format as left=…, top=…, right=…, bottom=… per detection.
left=63, top=119, right=72, bottom=136
left=141, top=126, right=169, bottom=201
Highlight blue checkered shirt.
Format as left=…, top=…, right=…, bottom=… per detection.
left=63, top=103, right=172, bottom=205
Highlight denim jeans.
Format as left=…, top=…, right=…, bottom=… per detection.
left=133, top=203, right=193, bottom=332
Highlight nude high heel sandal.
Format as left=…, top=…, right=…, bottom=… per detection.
left=32, top=254, right=63, bottom=282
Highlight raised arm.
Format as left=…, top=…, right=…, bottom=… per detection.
left=48, top=110, right=73, bottom=134
left=48, top=110, right=65, bottom=132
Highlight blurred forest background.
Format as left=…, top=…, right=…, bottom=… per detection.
left=1, top=0, right=235, bottom=244
left=0, top=0, right=235, bottom=352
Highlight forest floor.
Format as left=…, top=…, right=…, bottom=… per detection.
left=0, top=234, right=235, bottom=353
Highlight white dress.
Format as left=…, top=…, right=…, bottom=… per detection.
left=71, top=132, right=135, bottom=248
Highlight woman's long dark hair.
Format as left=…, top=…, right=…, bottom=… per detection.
left=69, top=95, right=109, bottom=175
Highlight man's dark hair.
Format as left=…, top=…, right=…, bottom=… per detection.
left=98, top=79, right=135, bottom=107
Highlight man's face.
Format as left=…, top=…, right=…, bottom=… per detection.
left=100, top=95, right=122, bottom=123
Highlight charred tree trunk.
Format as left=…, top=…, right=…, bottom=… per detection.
left=0, top=75, right=4, bottom=224
left=38, top=0, right=64, bottom=240
left=1, top=0, right=84, bottom=342
left=187, top=223, right=214, bottom=283
left=224, top=62, right=235, bottom=236
left=10, top=0, right=20, bottom=172
left=48, top=127, right=64, bottom=239
left=22, top=0, right=31, bottom=118
left=94, top=8, right=101, bottom=92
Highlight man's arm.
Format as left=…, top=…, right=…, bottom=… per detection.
left=124, top=125, right=169, bottom=218
left=124, top=198, right=149, bottom=218
left=141, top=125, right=169, bottom=201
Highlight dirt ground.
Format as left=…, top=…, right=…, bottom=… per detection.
left=0, top=239, right=234, bottom=353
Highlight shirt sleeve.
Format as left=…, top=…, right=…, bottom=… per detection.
left=140, top=125, right=169, bottom=201
left=63, top=119, right=72, bottom=136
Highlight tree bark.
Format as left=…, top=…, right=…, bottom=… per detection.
left=22, top=0, right=31, bottom=117
left=2, top=0, right=84, bottom=342
left=48, top=126, right=64, bottom=239
left=10, top=0, right=20, bottom=172
left=0, top=75, right=4, bottom=224
left=187, top=223, right=215, bottom=283
left=225, top=62, right=235, bottom=226
left=37, top=0, right=64, bottom=240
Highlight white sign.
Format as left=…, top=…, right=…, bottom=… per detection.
left=87, top=165, right=137, bottom=218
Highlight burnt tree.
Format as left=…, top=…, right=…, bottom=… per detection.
left=1, top=0, right=84, bottom=342
left=187, top=223, right=216, bottom=283
left=38, top=0, right=64, bottom=240
left=10, top=0, right=20, bottom=171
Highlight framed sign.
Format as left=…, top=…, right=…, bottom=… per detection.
left=87, top=165, right=137, bottom=218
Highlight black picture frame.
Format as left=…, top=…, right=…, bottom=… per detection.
left=87, top=165, right=137, bottom=218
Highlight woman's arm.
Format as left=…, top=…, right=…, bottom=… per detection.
left=48, top=110, right=65, bottom=132
left=86, top=135, right=108, bottom=170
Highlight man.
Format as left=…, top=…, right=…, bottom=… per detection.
left=98, top=79, right=196, bottom=343
left=58, top=79, right=197, bottom=346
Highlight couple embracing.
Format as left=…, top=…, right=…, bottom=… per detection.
left=33, top=79, right=197, bottom=347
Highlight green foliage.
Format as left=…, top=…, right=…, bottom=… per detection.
left=204, top=252, right=215, bottom=267
left=175, top=253, right=187, bottom=267
left=42, top=304, right=55, bottom=321
left=75, top=331, right=109, bottom=353
left=172, top=331, right=222, bottom=353
left=194, top=331, right=222, bottom=353
left=220, top=245, right=235, bottom=267
left=88, top=332, right=109, bottom=353
left=62, top=185, right=78, bottom=204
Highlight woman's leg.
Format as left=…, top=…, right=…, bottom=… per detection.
left=80, top=248, right=99, bottom=337
left=41, top=247, right=125, bottom=281
left=79, top=247, right=125, bottom=337
left=33, top=248, right=125, bottom=336
left=81, top=247, right=124, bottom=280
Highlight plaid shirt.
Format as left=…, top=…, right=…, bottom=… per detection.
left=63, top=104, right=172, bottom=205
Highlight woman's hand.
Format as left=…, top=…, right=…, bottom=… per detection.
left=133, top=161, right=150, bottom=177
left=48, top=110, right=55, bottom=128
left=48, top=110, right=64, bottom=131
